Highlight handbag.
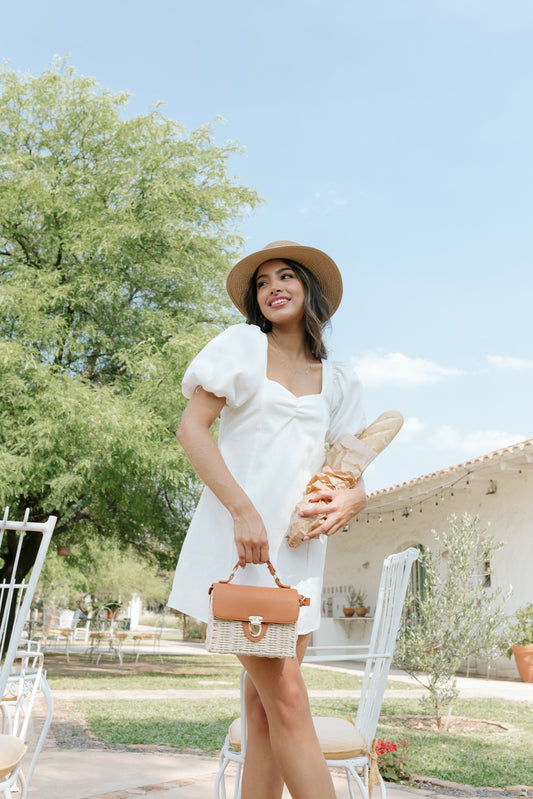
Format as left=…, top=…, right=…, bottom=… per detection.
left=206, top=560, right=310, bottom=658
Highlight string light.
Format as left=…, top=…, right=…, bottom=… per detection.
left=357, top=470, right=474, bottom=525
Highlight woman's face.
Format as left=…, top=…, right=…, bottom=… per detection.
left=255, top=259, right=306, bottom=327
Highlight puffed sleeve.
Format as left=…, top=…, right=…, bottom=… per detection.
left=325, top=362, right=366, bottom=444
left=182, top=324, right=266, bottom=408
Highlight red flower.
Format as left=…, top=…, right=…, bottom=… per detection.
left=375, top=739, right=398, bottom=756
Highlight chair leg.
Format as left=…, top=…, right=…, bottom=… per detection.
left=23, top=675, right=54, bottom=790
left=234, top=761, right=243, bottom=799
left=17, top=769, right=27, bottom=799
left=214, top=752, right=229, bottom=799
left=343, top=763, right=369, bottom=799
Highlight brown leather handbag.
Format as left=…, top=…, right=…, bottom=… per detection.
left=206, top=561, right=310, bottom=658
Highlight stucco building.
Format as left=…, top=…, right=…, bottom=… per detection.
left=314, top=439, right=533, bottom=679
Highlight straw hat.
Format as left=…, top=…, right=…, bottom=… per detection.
left=226, top=240, right=343, bottom=318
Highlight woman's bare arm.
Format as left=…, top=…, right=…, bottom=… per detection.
left=176, top=387, right=269, bottom=566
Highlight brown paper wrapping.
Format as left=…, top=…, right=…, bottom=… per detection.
left=286, top=411, right=403, bottom=548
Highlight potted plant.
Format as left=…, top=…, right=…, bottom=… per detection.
left=104, top=601, right=122, bottom=620
left=504, top=603, right=533, bottom=682
left=344, top=587, right=368, bottom=617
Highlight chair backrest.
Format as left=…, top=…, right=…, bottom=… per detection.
left=0, top=508, right=57, bottom=697
left=4, top=645, right=45, bottom=742
left=58, top=610, right=75, bottom=629
left=355, top=547, right=418, bottom=744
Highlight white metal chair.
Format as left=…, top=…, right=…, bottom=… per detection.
left=132, top=616, right=165, bottom=664
left=0, top=508, right=57, bottom=798
left=214, top=547, right=418, bottom=799
left=0, top=644, right=53, bottom=799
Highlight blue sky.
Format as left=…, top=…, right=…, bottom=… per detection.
left=4, top=0, right=532, bottom=491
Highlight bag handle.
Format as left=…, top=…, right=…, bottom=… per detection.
left=222, top=560, right=292, bottom=590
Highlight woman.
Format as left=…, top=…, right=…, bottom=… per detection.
left=168, top=240, right=367, bottom=799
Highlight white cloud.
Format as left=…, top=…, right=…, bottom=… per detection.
left=352, top=352, right=466, bottom=388
left=396, top=416, right=426, bottom=444
left=298, top=189, right=347, bottom=216
left=428, top=426, right=526, bottom=459
left=487, top=355, right=533, bottom=371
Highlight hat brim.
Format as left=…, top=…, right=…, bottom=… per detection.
left=226, top=242, right=343, bottom=319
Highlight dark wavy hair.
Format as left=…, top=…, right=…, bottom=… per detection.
left=243, top=259, right=331, bottom=360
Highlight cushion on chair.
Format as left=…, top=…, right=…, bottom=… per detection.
left=227, top=716, right=367, bottom=761
left=312, top=716, right=368, bottom=760
left=228, top=718, right=242, bottom=751
left=0, top=734, right=27, bottom=778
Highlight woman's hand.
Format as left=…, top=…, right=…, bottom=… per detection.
left=299, top=480, right=367, bottom=541
left=232, top=504, right=270, bottom=567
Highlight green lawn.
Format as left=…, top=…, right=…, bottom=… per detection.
left=77, top=694, right=533, bottom=787
left=47, top=655, right=414, bottom=692
left=48, top=653, right=531, bottom=787
left=312, top=696, right=533, bottom=787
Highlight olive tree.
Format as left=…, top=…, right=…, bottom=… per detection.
left=394, top=513, right=510, bottom=728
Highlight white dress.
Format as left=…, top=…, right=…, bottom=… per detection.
left=167, top=324, right=365, bottom=635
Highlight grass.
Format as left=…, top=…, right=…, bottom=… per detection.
left=47, top=653, right=532, bottom=787
left=79, top=697, right=240, bottom=754
left=46, top=654, right=413, bottom=692
left=311, top=696, right=533, bottom=787
left=77, top=694, right=533, bottom=787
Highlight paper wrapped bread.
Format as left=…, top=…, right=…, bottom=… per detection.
left=286, top=411, right=404, bottom=548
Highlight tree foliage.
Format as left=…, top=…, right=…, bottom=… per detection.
left=0, top=60, right=261, bottom=577
left=35, top=540, right=171, bottom=610
left=394, top=513, right=511, bottom=729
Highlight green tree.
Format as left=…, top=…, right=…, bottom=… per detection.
left=0, top=59, right=261, bottom=582
left=394, top=513, right=510, bottom=728
left=35, top=540, right=171, bottom=611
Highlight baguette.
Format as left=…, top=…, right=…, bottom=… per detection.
left=286, top=410, right=404, bottom=548
left=358, top=410, right=404, bottom=454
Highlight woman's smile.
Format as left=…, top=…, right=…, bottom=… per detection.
left=256, top=260, right=305, bottom=324
left=269, top=295, right=290, bottom=307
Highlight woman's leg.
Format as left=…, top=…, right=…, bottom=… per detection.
left=239, top=670, right=284, bottom=799
left=238, top=634, right=335, bottom=799
left=239, top=636, right=310, bottom=799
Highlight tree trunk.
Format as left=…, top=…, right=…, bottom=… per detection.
left=434, top=693, right=442, bottom=730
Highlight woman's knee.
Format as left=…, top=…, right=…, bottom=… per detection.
left=270, top=672, right=309, bottom=728
left=241, top=658, right=311, bottom=732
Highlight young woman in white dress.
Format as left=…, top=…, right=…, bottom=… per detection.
left=170, top=241, right=367, bottom=799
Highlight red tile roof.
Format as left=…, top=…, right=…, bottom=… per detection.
left=369, top=438, right=533, bottom=499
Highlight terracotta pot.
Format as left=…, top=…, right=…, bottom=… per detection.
left=343, top=608, right=355, bottom=617
left=354, top=606, right=368, bottom=617
left=512, top=644, right=533, bottom=682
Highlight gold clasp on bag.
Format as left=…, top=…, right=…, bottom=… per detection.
left=248, top=615, right=263, bottom=637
